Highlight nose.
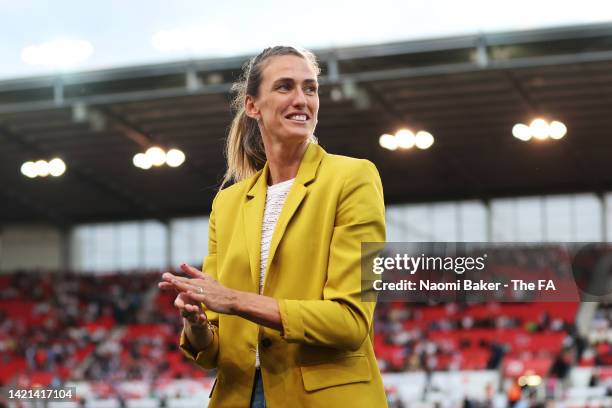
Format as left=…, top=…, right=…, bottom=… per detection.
left=291, top=87, right=307, bottom=107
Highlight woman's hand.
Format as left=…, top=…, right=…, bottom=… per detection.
left=161, top=263, right=238, bottom=315
left=161, top=264, right=283, bottom=333
left=177, top=292, right=209, bottom=327
left=159, top=275, right=208, bottom=326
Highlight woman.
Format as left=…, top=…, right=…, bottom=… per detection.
left=159, top=46, right=387, bottom=408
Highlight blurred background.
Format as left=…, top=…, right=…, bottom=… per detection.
left=2, top=1, right=612, bottom=407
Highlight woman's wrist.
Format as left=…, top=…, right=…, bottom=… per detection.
left=228, top=288, right=242, bottom=315
left=230, top=291, right=283, bottom=332
left=184, top=318, right=214, bottom=349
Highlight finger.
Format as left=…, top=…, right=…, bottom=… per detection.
left=197, top=313, right=208, bottom=324
left=193, top=308, right=208, bottom=322
left=162, top=279, right=192, bottom=294
left=178, top=292, right=201, bottom=308
left=174, top=297, right=185, bottom=308
left=164, top=276, right=195, bottom=291
left=158, top=282, right=178, bottom=292
left=183, top=314, right=198, bottom=325
left=162, top=272, right=190, bottom=282
left=170, top=278, right=199, bottom=293
left=185, top=303, right=200, bottom=313
left=162, top=272, right=178, bottom=280
left=180, top=263, right=206, bottom=279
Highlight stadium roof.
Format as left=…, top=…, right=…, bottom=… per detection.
left=2, top=23, right=612, bottom=226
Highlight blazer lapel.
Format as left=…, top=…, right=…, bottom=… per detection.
left=243, top=163, right=269, bottom=289
left=265, top=143, right=325, bottom=279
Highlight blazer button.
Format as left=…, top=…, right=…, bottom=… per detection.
left=261, top=338, right=272, bottom=348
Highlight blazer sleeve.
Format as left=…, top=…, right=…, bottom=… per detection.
left=178, top=192, right=221, bottom=369
left=278, top=159, right=386, bottom=351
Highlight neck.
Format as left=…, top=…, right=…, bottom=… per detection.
left=263, top=138, right=309, bottom=186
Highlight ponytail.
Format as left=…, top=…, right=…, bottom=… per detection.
left=220, top=107, right=266, bottom=190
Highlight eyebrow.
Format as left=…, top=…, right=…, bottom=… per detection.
left=272, top=77, right=318, bottom=86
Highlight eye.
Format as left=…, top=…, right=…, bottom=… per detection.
left=304, top=85, right=318, bottom=95
left=276, top=83, right=291, bottom=91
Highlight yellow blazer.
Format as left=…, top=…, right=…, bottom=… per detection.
left=179, top=142, right=387, bottom=407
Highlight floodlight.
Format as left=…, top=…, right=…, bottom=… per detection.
left=145, top=147, right=166, bottom=167
left=21, top=161, right=37, bottom=178
left=166, top=149, right=186, bottom=167
left=133, top=153, right=151, bottom=170
left=512, top=123, right=531, bottom=141
left=379, top=134, right=398, bottom=151
left=415, top=131, right=434, bottom=149
left=34, top=160, right=49, bottom=177
left=549, top=121, right=567, bottom=139
left=529, top=118, right=549, bottom=140
left=395, top=129, right=415, bottom=149
left=48, top=158, right=66, bottom=177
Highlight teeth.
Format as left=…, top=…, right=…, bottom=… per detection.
left=289, top=114, right=307, bottom=121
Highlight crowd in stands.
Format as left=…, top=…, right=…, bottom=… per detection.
left=0, top=270, right=164, bottom=386
left=1, top=268, right=612, bottom=406
left=587, top=302, right=612, bottom=366
left=374, top=301, right=581, bottom=375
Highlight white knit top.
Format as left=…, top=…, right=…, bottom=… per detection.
left=256, top=177, right=295, bottom=367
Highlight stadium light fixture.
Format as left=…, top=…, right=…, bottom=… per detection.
left=512, top=124, right=531, bottom=141
left=34, top=160, right=50, bottom=177
left=20, top=162, right=37, bottom=178
left=548, top=121, right=567, bottom=139
left=133, top=153, right=152, bottom=170
left=48, top=158, right=67, bottom=177
left=415, top=131, right=434, bottom=150
left=530, top=118, right=549, bottom=140
left=21, top=38, right=93, bottom=70
left=133, top=147, right=186, bottom=170
left=513, top=119, right=567, bottom=142
left=166, top=149, right=186, bottom=167
left=379, top=129, right=434, bottom=151
left=145, top=147, right=167, bottom=167
left=395, top=129, right=415, bottom=149
left=21, top=158, right=66, bottom=178
left=379, top=134, right=398, bottom=151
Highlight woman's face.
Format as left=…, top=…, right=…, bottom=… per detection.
left=247, top=55, right=319, bottom=144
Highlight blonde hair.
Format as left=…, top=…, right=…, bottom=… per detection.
left=220, top=46, right=321, bottom=190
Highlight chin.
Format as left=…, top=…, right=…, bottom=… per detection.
left=283, top=129, right=311, bottom=141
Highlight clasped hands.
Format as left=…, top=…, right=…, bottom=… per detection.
left=158, top=263, right=238, bottom=326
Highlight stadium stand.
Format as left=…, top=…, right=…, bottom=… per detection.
left=2, top=269, right=612, bottom=407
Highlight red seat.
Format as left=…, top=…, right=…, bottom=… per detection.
left=503, top=357, right=553, bottom=377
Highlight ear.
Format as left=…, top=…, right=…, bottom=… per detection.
left=244, top=95, right=260, bottom=120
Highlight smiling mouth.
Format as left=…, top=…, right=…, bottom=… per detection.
left=285, top=113, right=309, bottom=123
